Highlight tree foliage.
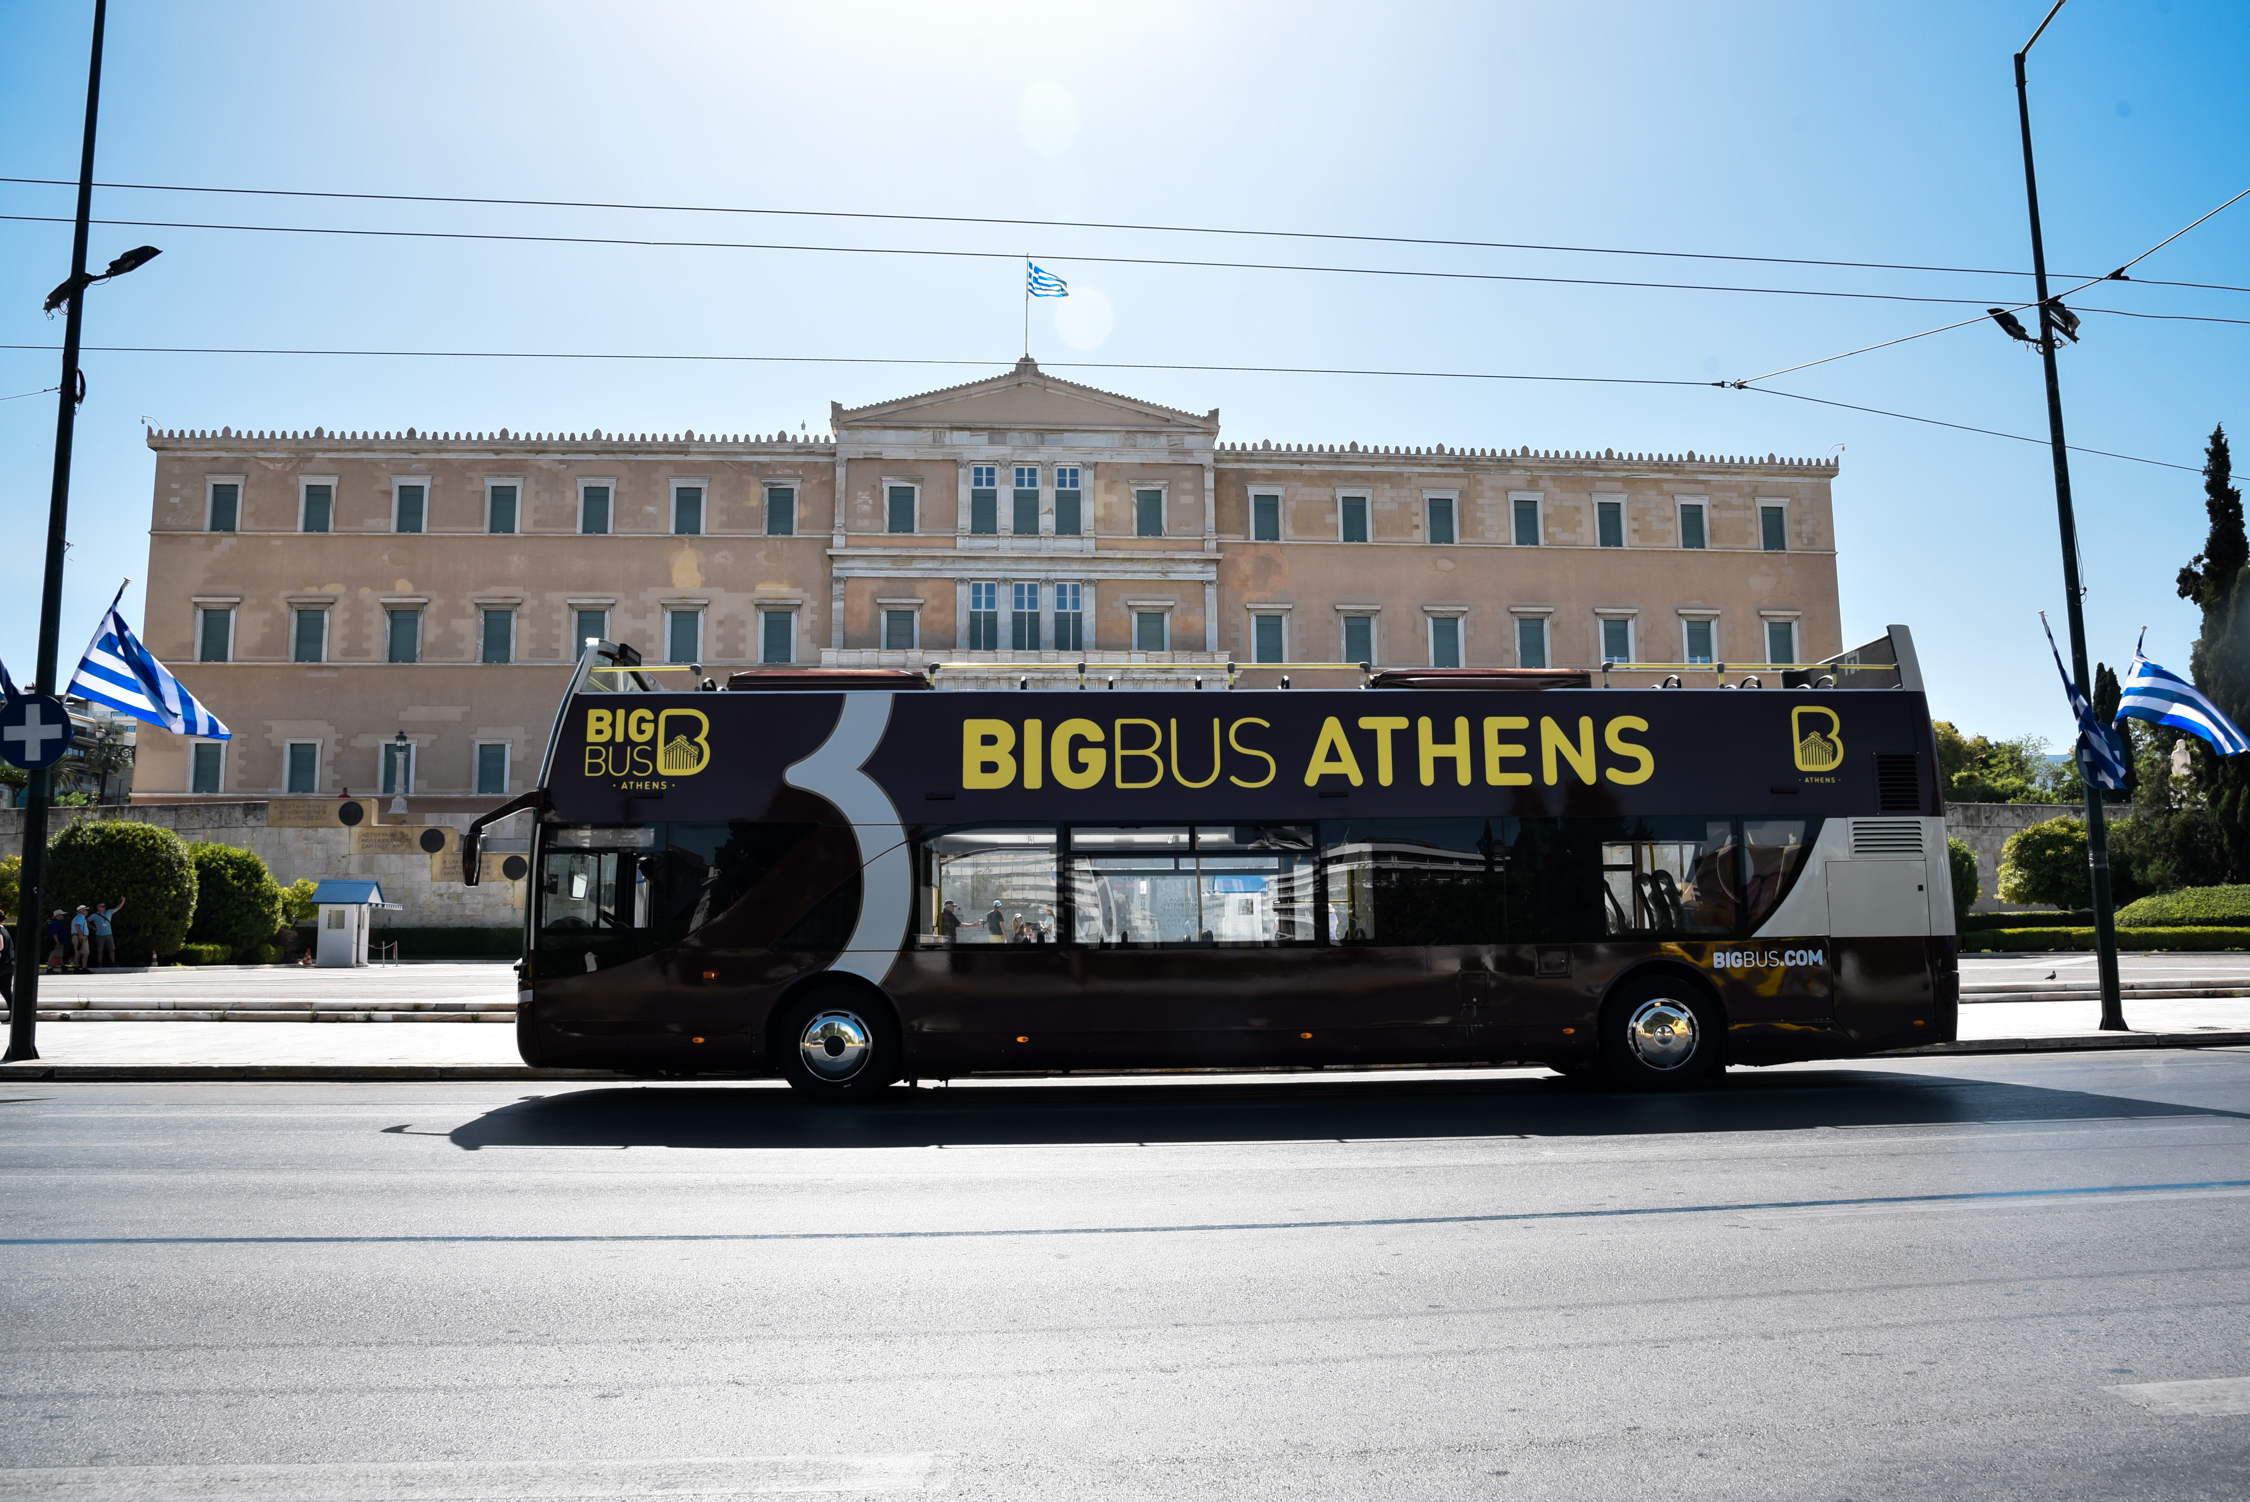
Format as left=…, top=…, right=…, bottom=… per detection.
left=1945, top=836, right=1979, bottom=926
left=0, top=853, right=18, bottom=923
left=1998, top=816, right=2091, bottom=910
left=2178, top=424, right=2250, bottom=880
left=45, top=819, right=197, bottom=960
left=185, top=842, right=286, bottom=958
left=1931, top=721, right=2075, bottom=804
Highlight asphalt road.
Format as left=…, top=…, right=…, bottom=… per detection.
left=1, top=1052, right=2247, bottom=1500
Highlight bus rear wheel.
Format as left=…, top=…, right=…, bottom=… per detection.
left=775, top=989, right=900, bottom=1101
left=1598, top=975, right=1722, bottom=1091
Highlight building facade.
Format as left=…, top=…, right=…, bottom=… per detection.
left=135, top=358, right=1841, bottom=808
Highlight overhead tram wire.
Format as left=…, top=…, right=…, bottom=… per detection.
left=1, top=213, right=2243, bottom=324
left=1725, top=185, right=2250, bottom=388
left=2, top=174, right=2244, bottom=295
left=5, top=339, right=2187, bottom=472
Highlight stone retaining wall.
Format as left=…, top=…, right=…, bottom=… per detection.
left=1944, top=802, right=2078, bottom=913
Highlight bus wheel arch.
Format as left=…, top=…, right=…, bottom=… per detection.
left=1595, top=962, right=1727, bottom=1091
left=769, top=972, right=903, bottom=1100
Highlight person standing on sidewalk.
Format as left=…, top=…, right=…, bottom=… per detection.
left=88, top=897, right=124, bottom=969
left=46, top=909, right=68, bottom=973
left=70, top=906, right=92, bottom=973
left=0, top=915, right=13, bottom=1014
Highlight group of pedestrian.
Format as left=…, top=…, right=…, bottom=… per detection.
left=936, top=899, right=1052, bottom=944
left=40, top=898, right=125, bottom=973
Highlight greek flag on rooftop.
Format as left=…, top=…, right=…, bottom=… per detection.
left=2116, top=632, right=2250, bottom=756
left=1027, top=262, right=1068, bottom=297
left=2040, top=613, right=2127, bottom=790
left=67, top=587, right=231, bottom=740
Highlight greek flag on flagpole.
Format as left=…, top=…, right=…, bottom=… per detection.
left=67, top=587, right=231, bottom=739
left=1027, top=262, right=1068, bottom=298
left=2116, top=636, right=2250, bottom=756
left=0, top=656, right=18, bottom=702
left=2040, top=613, right=2127, bottom=790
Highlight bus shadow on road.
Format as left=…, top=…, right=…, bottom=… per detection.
left=443, top=1068, right=2238, bottom=1151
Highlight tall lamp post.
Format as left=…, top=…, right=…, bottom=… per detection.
left=2013, top=0, right=2125, bottom=1032
left=7, top=0, right=160, bottom=1064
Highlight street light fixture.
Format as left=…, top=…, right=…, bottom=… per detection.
left=389, top=730, right=411, bottom=816
left=42, top=244, right=159, bottom=316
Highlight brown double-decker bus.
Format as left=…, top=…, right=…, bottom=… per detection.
left=465, top=626, right=1955, bottom=1098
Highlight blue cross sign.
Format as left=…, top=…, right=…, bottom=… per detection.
left=0, top=694, right=76, bottom=771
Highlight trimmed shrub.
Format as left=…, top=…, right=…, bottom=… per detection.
left=46, top=819, right=196, bottom=960
left=1958, top=925, right=2250, bottom=953
left=1998, top=815, right=2089, bottom=910
left=1945, top=837, right=1978, bottom=927
left=173, top=943, right=233, bottom=965
left=279, top=878, right=319, bottom=926
left=2115, top=884, right=2250, bottom=928
left=186, top=843, right=286, bottom=958
left=0, top=853, right=18, bottom=923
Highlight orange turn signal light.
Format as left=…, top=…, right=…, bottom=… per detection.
left=1300, top=1032, right=1313, bottom=1040
left=701, top=970, right=718, bottom=981
left=691, top=1036, right=706, bottom=1044
left=1016, top=1035, right=1030, bottom=1043
left=1561, top=1027, right=1576, bottom=1035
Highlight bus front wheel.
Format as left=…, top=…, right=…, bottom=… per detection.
left=1597, top=975, right=1723, bottom=1092
left=775, top=989, right=901, bottom=1100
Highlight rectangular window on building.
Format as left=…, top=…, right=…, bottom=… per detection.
left=968, top=582, right=999, bottom=651
left=1053, top=582, right=1083, bottom=651
left=208, top=482, right=239, bottom=533
left=481, top=609, right=513, bottom=664
left=301, top=483, right=332, bottom=534
left=573, top=608, right=608, bottom=651
left=1252, top=494, right=1281, bottom=542
left=1685, top=618, right=1714, bottom=665
left=1340, top=495, right=1369, bottom=543
left=1134, top=610, right=1169, bottom=652
left=667, top=609, right=702, bottom=664
left=1054, top=467, right=1082, bottom=536
left=1679, top=501, right=1708, bottom=550
left=1766, top=618, right=1796, bottom=664
left=1760, top=503, right=1788, bottom=552
left=1135, top=489, right=1164, bottom=538
left=386, top=608, right=420, bottom=664
left=1013, top=466, right=1040, bottom=535
left=1011, top=583, right=1041, bottom=650
left=292, top=608, right=326, bottom=664
left=1253, top=613, right=1284, bottom=664
left=761, top=610, right=795, bottom=664
left=1427, top=496, right=1456, bottom=546
left=197, top=607, right=232, bottom=664
left=887, top=485, right=917, bottom=534
left=766, top=486, right=796, bottom=536
left=285, top=742, right=319, bottom=795
left=395, top=484, right=425, bottom=534
left=1429, top=615, right=1462, bottom=668
left=1597, top=497, right=1624, bottom=548
left=970, top=466, right=998, bottom=535
left=1601, top=618, right=1633, bottom=665
left=673, top=486, right=703, bottom=536
left=381, top=741, right=414, bottom=797
left=883, top=609, right=918, bottom=650
left=488, top=484, right=518, bottom=535
left=191, top=741, right=224, bottom=794
left=476, top=742, right=509, bottom=796
left=1516, top=616, right=1548, bottom=670
left=580, top=485, right=611, bottom=535
left=1512, top=496, right=1541, bottom=546
left=1343, top=614, right=1373, bottom=667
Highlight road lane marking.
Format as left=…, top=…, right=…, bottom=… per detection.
left=0, top=1455, right=949, bottom=1497
left=3, top=1178, right=2247, bottom=1247
left=2107, top=1377, right=2250, bottom=1416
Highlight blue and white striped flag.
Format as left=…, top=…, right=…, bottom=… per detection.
left=67, top=586, right=230, bottom=740
left=0, top=656, right=18, bottom=702
left=1027, top=261, right=1068, bottom=298
left=2040, top=613, right=2127, bottom=790
left=2116, top=634, right=2250, bottom=756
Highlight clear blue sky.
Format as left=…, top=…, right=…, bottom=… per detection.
left=2, top=0, right=2243, bottom=745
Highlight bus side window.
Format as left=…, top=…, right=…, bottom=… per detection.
left=1321, top=819, right=1508, bottom=946
left=1742, top=820, right=1814, bottom=929
left=918, top=827, right=1059, bottom=947
left=1596, top=818, right=1741, bottom=938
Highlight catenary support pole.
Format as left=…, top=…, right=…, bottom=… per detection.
left=2015, top=18, right=2125, bottom=1033
left=7, top=0, right=108, bottom=1064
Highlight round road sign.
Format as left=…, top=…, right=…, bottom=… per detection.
left=0, top=694, right=77, bottom=771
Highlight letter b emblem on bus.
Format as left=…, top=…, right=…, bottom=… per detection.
left=1792, top=706, right=1843, bottom=772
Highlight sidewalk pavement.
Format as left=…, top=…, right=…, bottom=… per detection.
left=1, top=957, right=2244, bottom=1078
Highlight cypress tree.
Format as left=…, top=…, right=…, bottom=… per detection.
left=2177, top=425, right=2250, bottom=878
left=2094, top=661, right=2134, bottom=802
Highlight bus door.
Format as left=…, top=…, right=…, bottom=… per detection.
left=908, top=826, right=1074, bottom=1062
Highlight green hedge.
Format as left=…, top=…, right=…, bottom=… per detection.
left=2115, top=885, right=2250, bottom=928
left=1959, top=910, right=2089, bottom=931
left=298, top=925, right=523, bottom=958
left=1959, top=925, right=2250, bottom=952
left=173, top=943, right=233, bottom=965
left=186, top=843, right=285, bottom=957
left=46, top=820, right=197, bottom=959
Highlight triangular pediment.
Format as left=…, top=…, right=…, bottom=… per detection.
left=833, top=358, right=1217, bottom=434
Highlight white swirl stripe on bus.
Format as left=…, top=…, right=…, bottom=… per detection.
left=784, top=693, right=911, bottom=987
left=8, top=1179, right=2243, bottom=1246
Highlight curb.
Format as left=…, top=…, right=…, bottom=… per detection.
left=1, top=1034, right=2245, bottom=1081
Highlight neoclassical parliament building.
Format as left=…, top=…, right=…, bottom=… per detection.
left=134, top=358, right=1842, bottom=809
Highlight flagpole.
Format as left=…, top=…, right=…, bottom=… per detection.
left=9, top=0, right=107, bottom=1064
left=1023, top=255, right=1031, bottom=358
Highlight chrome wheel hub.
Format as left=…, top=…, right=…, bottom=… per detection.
left=1624, top=998, right=1699, bottom=1070
left=798, top=1009, right=873, bottom=1081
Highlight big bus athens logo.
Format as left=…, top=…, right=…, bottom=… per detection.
left=1791, top=706, right=1844, bottom=772
left=584, top=706, right=711, bottom=788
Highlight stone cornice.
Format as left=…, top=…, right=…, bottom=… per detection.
left=146, top=426, right=834, bottom=457
left=1217, top=440, right=1837, bottom=478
